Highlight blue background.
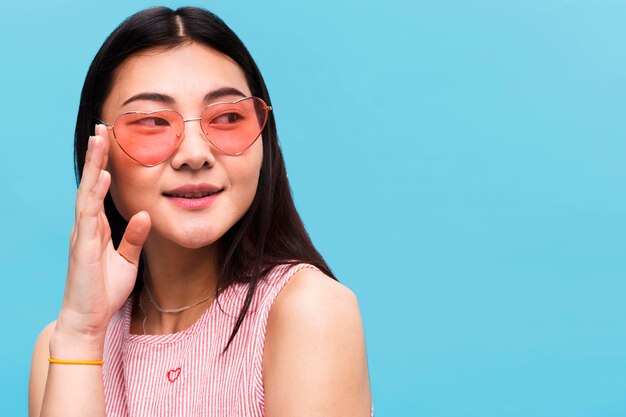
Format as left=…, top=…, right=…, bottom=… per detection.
left=1, top=0, right=625, bottom=416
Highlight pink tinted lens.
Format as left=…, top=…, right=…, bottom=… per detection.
left=200, top=97, right=268, bottom=155
left=113, top=111, right=182, bottom=165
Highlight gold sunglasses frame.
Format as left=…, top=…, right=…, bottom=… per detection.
left=95, top=96, right=272, bottom=167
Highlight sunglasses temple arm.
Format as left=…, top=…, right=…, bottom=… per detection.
left=93, top=117, right=112, bottom=128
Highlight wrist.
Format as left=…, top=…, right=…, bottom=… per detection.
left=49, top=319, right=107, bottom=360
left=56, top=306, right=110, bottom=336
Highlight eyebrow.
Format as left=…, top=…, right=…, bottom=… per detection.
left=121, top=87, right=247, bottom=107
left=205, top=87, right=247, bottom=102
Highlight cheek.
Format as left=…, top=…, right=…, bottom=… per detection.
left=108, top=175, right=133, bottom=221
left=107, top=150, right=147, bottom=220
left=233, top=141, right=263, bottom=194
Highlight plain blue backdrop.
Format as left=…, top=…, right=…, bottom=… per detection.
left=1, top=0, right=625, bottom=416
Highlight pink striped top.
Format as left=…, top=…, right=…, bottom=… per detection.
left=102, top=262, right=372, bottom=417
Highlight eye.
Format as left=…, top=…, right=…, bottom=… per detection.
left=131, top=116, right=171, bottom=128
left=211, top=112, right=244, bottom=125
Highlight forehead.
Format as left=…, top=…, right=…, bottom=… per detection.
left=104, top=42, right=251, bottom=112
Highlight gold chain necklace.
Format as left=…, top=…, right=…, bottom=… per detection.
left=139, top=280, right=214, bottom=335
left=144, top=280, right=213, bottom=313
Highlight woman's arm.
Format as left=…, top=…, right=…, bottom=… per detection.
left=29, top=321, right=107, bottom=417
left=29, top=322, right=54, bottom=417
left=263, top=267, right=372, bottom=417
left=29, top=125, right=151, bottom=417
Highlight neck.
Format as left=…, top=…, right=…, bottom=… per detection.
left=142, top=234, right=219, bottom=303
left=133, top=233, right=220, bottom=335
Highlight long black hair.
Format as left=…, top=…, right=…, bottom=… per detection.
left=74, top=6, right=335, bottom=353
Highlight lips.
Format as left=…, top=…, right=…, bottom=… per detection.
left=168, top=191, right=216, bottom=199
left=163, top=184, right=224, bottom=199
left=163, top=184, right=223, bottom=209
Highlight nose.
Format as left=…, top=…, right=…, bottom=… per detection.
left=169, top=118, right=216, bottom=170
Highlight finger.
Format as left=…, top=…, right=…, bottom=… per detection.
left=75, top=135, right=106, bottom=222
left=97, top=124, right=111, bottom=171
left=117, top=211, right=151, bottom=267
left=81, top=136, right=106, bottom=191
left=75, top=169, right=111, bottom=245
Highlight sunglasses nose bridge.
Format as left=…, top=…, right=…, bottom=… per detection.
left=169, top=115, right=217, bottom=169
left=176, top=114, right=217, bottom=150
left=179, top=116, right=209, bottom=142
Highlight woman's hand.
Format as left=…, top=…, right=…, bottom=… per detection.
left=29, top=125, right=149, bottom=417
left=55, top=124, right=152, bottom=346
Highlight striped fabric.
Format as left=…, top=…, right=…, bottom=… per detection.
left=102, top=262, right=373, bottom=416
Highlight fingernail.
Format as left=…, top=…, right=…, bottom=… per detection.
left=88, top=136, right=95, bottom=150
left=94, top=124, right=101, bottom=136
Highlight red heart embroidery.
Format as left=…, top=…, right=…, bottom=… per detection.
left=167, top=367, right=181, bottom=383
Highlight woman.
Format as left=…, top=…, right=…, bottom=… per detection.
left=28, top=6, right=372, bottom=417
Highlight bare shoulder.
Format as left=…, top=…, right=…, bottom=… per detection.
left=273, top=266, right=360, bottom=316
left=31, top=320, right=56, bottom=368
left=35, top=320, right=57, bottom=342
left=263, top=266, right=372, bottom=417
left=29, top=321, right=56, bottom=417
left=267, top=267, right=363, bottom=345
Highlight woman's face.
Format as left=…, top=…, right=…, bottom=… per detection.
left=101, top=42, right=263, bottom=249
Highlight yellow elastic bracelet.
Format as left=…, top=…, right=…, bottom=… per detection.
left=48, top=358, right=104, bottom=365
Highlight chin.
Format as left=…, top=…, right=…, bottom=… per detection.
left=177, top=239, right=219, bottom=250
left=147, top=216, right=237, bottom=251
left=169, top=228, right=224, bottom=250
